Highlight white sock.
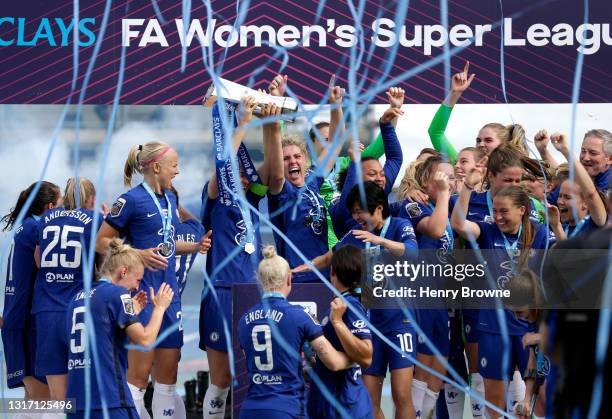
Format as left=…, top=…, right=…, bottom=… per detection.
left=422, top=388, right=439, bottom=419
left=507, top=371, right=526, bottom=413
left=444, top=384, right=465, bottom=419
left=411, top=379, right=428, bottom=419
left=202, top=384, right=230, bottom=419
left=470, top=372, right=485, bottom=418
left=129, top=382, right=151, bottom=419
left=153, top=382, right=180, bottom=418
left=174, top=392, right=187, bottom=419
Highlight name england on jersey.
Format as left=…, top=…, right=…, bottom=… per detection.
left=244, top=308, right=284, bottom=325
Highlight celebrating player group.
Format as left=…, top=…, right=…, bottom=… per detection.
left=2, top=64, right=611, bottom=419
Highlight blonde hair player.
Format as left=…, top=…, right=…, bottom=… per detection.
left=96, top=142, right=211, bottom=419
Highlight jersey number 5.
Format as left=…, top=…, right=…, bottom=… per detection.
left=41, top=225, right=85, bottom=268
left=251, top=325, right=274, bottom=371
left=70, top=306, right=86, bottom=354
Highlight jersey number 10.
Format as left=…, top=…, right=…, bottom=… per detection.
left=41, top=225, right=85, bottom=269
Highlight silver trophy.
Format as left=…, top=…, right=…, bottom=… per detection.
left=202, top=77, right=298, bottom=122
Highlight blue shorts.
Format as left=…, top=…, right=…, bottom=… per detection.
left=240, top=409, right=299, bottom=419
left=199, top=286, right=232, bottom=352
left=478, top=331, right=529, bottom=380
left=462, top=309, right=480, bottom=344
left=68, top=407, right=138, bottom=419
left=364, top=326, right=415, bottom=377
left=35, top=312, right=69, bottom=376
left=2, top=325, right=46, bottom=388
left=416, top=309, right=450, bottom=357
left=139, top=302, right=183, bottom=349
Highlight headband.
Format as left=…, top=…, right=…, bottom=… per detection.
left=140, top=146, right=173, bottom=167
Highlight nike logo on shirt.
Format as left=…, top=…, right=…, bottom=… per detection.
left=147, top=213, right=157, bottom=217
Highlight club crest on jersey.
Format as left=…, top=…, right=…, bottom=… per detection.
left=120, top=294, right=135, bottom=315
left=405, top=202, right=422, bottom=217
left=480, top=357, right=487, bottom=368
left=111, top=198, right=126, bottom=217
left=483, top=215, right=494, bottom=224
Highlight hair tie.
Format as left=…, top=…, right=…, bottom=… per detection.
left=138, top=145, right=143, bottom=151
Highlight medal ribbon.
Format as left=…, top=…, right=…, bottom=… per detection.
left=141, top=181, right=172, bottom=246
left=262, top=292, right=285, bottom=299
left=564, top=215, right=590, bottom=238
left=500, top=223, right=523, bottom=268
left=365, top=216, right=391, bottom=256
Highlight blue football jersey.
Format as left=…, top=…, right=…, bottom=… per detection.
left=398, top=200, right=453, bottom=313
left=175, top=219, right=205, bottom=295
left=201, top=182, right=263, bottom=287
left=238, top=296, right=323, bottom=415
left=450, top=191, right=542, bottom=225
left=335, top=217, right=418, bottom=333
left=476, top=221, right=554, bottom=335
left=106, top=185, right=180, bottom=303
left=329, top=121, right=403, bottom=240
left=32, top=208, right=97, bottom=314
left=66, top=280, right=139, bottom=411
left=398, top=200, right=453, bottom=252
left=3, top=217, right=39, bottom=329
left=267, top=177, right=329, bottom=282
left=563, top=216, right=602, bottom=239
left=307, top=293, right=373, bottom=418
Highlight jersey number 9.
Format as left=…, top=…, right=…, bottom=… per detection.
left=41, top=225, right=85, bottom=269
left=251, top=325, right=274, bottom=371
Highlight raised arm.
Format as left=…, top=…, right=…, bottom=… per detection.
left=330, top=298, right=372, bottom=368
left=322, top=76, right=347, bottom=174
left=428, top=61, right=474, bottom=163
left=208, top=96, right=257, bottom=200
left=379, top=98, right=404, bottom=193
left=450, top=163, right=484, bottom=240
left=261, top=103, right=285, bottom=194
left=551, top=133, right=607, bottom=226
left=546, top=204, right=566, bottom=240
left=415, top=172, right=451, bottom=239
left=257, top=74, right=286, bottom=188
left=534, top=129, right=559, bottom=170
left=444, top=61, right=475, bottom=108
